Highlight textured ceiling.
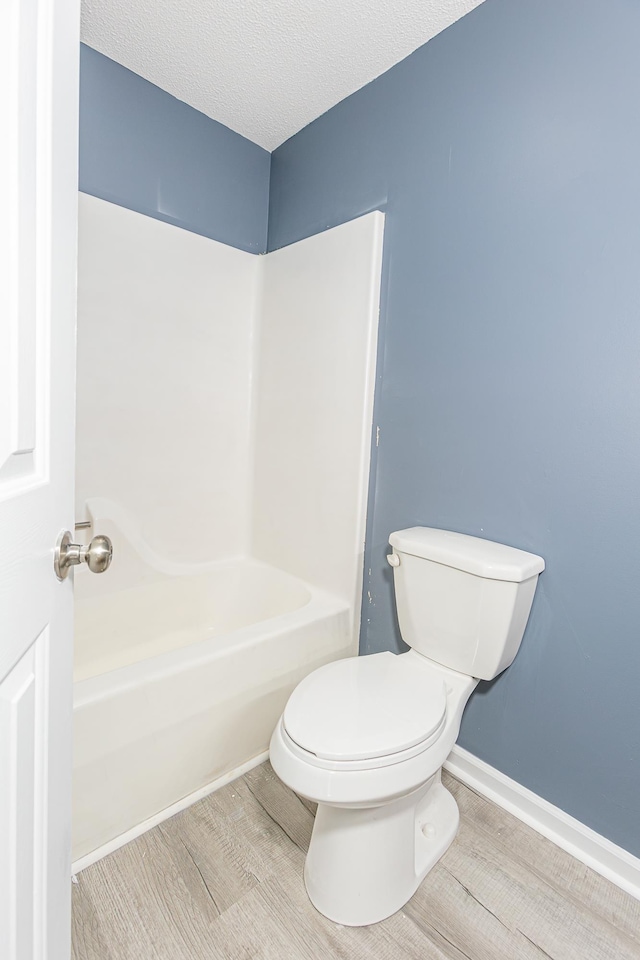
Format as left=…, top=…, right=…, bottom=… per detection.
left=81, top=0, right=485, bottom=151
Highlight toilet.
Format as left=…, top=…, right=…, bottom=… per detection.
left=269, top=526, right=545, bottom=926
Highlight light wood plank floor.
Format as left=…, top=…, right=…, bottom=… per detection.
left=72, top=762, right=640, bottom=960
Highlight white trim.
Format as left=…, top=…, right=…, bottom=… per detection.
left=71, top=751, right=269, bottom=875
left=444, top=745, right=640, bottom=902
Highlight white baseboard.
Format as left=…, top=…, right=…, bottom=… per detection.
left=72, top=750, right=269, bottom=876
left=444, top=745, right=640, bottom=902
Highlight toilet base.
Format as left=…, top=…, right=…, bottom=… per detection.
left=303, top=769, right=459, bottom=926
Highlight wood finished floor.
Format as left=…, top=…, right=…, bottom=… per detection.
left=72, top=762, right=640, bottom=960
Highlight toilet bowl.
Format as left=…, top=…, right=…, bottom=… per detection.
left=270, top=527, right=544, bottom=926
left=270, top=651, right=477, bottom=925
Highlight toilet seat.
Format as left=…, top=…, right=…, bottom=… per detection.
left=283, top=651, right=447, bottom=766
left=279, top=716, right=446, bottom=771
left=271, top=651, right=478, bottom=808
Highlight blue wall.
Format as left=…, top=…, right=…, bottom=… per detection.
left=79, top=44, right=270, bottom=253
left=269, top=0, right=640, bottom=856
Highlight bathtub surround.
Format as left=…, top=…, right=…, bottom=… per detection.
left=79, top=45, right=270, bottom=252
left=253, top=215, right=383, bottom=616
left=267, top=0, right=640, bottom=864
left=76, top=194, right=259, bottom=563
left=73, top=197, right=383, bottom=863
left=76, top=195, right=381, bottom=579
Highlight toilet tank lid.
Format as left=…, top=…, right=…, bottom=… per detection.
left=388, top=527, right=545, bottom=582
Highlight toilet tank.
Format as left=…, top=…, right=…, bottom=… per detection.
left=388, top=527, right=545, bottom=681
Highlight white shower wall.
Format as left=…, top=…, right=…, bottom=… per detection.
left=77, top=194, right=383, bottom=610
left=77, top=193, right=260, bottom=563
left=253, top=214, right=383, bottom=614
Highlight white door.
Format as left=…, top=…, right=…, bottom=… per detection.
left=0, top=0, right=79, bottom=956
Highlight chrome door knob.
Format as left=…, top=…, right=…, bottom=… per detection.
left=54, top=530, right=113, bottom=580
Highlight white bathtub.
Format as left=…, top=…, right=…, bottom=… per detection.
left=72, top=505, right=354, bottom=867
